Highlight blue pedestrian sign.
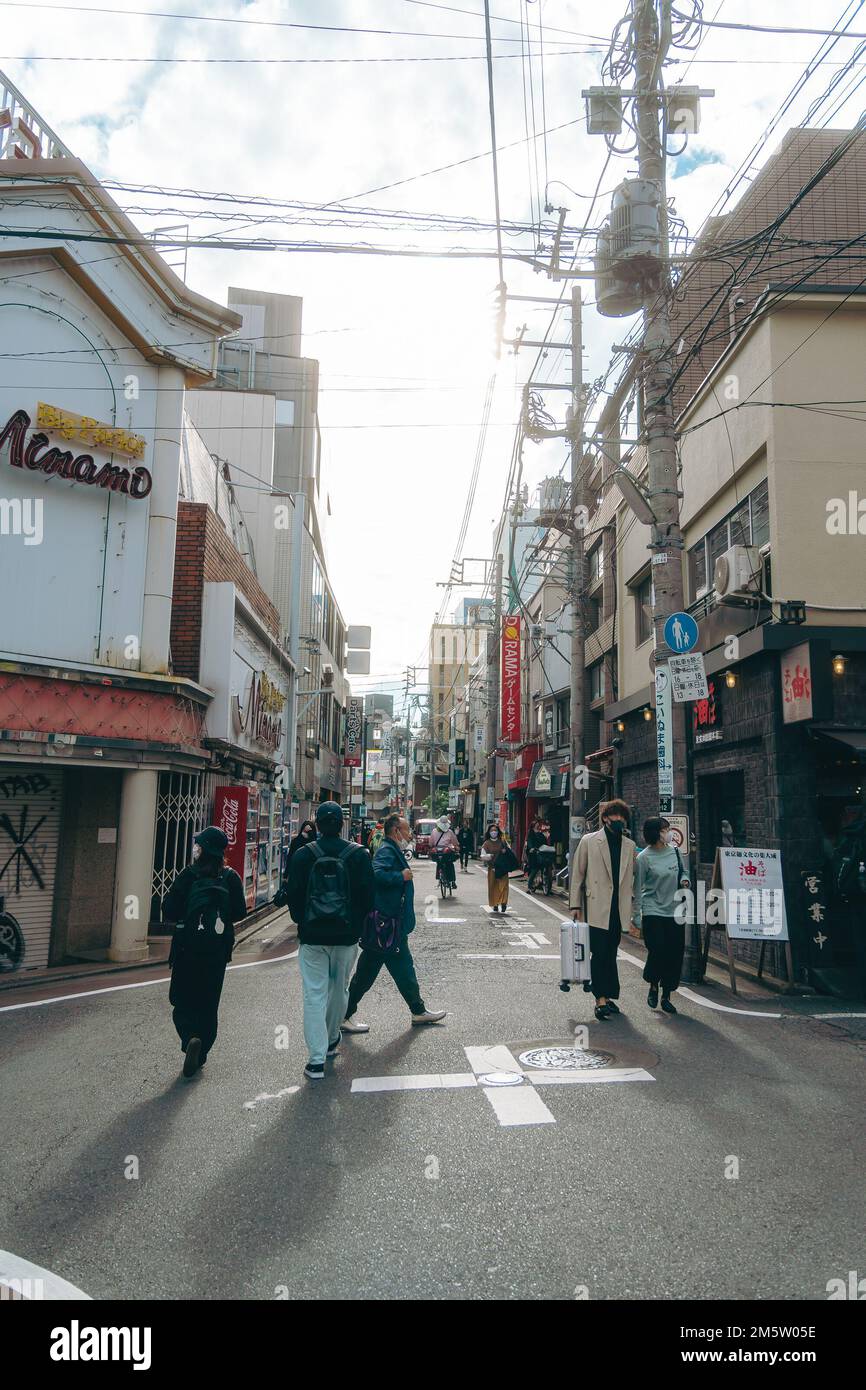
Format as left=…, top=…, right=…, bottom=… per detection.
left=664, top=611, right=699, bottom=654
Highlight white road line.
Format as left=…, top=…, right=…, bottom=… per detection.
left=811, top=1011, right=866, bottom=1019
left=465, top=1044, right=522, bottom=1074
left=0, top=949, right=300, bottom=1013
left=509, top=888, right=785, bottom=1020
left=459, top=953, right=560, bottom=960
left=482, top=1084, right=555, bottom=1126
left=351, top=1073, right=478, bottom=1093
left=530, top=1067, right=655, bottom=1085
left=0, top=1250, right=92, bottom=1300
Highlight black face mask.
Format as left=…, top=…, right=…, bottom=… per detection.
left=606, top=821, right=625, bottom=836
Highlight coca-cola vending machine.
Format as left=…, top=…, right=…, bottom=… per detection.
left=213, top=785, right=257, bottom=911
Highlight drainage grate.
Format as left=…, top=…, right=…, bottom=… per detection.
left=518, top=1046, right=614, bottom=1071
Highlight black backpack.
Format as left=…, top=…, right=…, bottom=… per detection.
left=304, top=841, right=357, bottom=930
left=176, top=872, right=232, bottom=957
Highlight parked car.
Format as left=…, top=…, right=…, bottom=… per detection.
left=412, top=818, right=438, bottom=857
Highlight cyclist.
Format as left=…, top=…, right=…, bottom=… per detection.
left=430, top=816, right=459, bottom=891
left=525, top=820, right=549, bottom=893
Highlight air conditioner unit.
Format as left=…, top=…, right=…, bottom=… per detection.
left=714, top=545, right=761, bottom=600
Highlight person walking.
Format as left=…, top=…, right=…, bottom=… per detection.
left=342, top=813, right=446, bottom=1034
left=287, top=801, right=374, bottom=1081
left=524, top=819, right=548, bottom=892
left=162, top=826, right=247, bottom=1078
left=569, top=799, right=637, bottom=1020
left=457, top=818, right=475, bottom=871
left=634, top=816, right=691, bottom=1015
left=481, top=823, right=512, bottom=913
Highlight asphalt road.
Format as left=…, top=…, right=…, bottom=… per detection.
left=2, top=858, right=864, bottom=1301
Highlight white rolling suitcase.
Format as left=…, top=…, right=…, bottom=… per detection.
left=559, top=918, right=591, bottom=992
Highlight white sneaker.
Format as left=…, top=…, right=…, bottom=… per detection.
left=341, top=1018, right=370, bottom=1034
left=411, top=1010, right=447, bottom=1026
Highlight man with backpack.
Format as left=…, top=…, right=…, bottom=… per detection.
left=162, top=825, right=247, bottom=1078
left=287, top=800, right=375, bottom=1080
left=342, top=813, right=446, bottom=1035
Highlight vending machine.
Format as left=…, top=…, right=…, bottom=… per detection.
left=213, top=784, right=259, bottom=912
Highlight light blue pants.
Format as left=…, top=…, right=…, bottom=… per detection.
left=299, top=942, right=358, bottom=1065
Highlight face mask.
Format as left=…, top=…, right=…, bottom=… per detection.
left=606, top=821, right=624, bottom=836
left=491, top=830, right=500, bottom=839
left=192, top=845, right=202, bottom=861
left=663, top=832, right=674, bottom=846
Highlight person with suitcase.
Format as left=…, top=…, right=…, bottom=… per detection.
left=162, top=826, right=247, bottom=1078
left=569, top=799, right=637, bottom=1020
left=287, top=801, right=375, bottom=1080
left=634, top=816, right=691, bottom=1014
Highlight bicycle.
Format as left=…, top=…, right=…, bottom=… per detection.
left=435, top=851, right=457, bottom=899
left=528, top=847, right=556, bottom=895
left=0, top=894, right=25, bottom=971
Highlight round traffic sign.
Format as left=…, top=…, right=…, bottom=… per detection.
left=663, top=611, right=699, bottom=654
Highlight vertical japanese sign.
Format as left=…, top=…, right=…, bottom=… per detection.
left=343, top=696, right=363, bottom=766
left=501, top=615, right=521, bottom=743
left=781, top=642, right=813, bottom=723
left=655, top=665, right=673, bottom=809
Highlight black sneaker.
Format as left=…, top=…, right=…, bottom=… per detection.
left=594, top=1004, right=611, bottom=1021
left=326, top=1035, right=341, bottom=1057
left=661, top=996, right=678, bottom=1015
left=182, top=1037, right=202, bottom=1078
left=304, top=1062, right=325, bottom=1081
left=647, top=988, right=659, bottom=1009
left=605, top=1000, right=621, bottom=1015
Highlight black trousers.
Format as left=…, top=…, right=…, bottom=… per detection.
left=589, top=922, right=622, bottom=1000
left=460, top=848, right=470, bottom=869
left=642, top=915, right=685, bottom=993
left=346, top=937, right=425, bottom=1017
left=169, top=950, right=228, bottom=1058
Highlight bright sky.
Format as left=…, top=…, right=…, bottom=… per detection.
left=4, top=0, right=860, bottom=710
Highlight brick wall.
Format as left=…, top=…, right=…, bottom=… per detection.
left=171, top=502, right=280, bottom=683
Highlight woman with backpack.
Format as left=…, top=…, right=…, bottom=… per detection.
left=633, top=816, right=691, bottom=1015
left=162, top=826, right=247, bottom=1078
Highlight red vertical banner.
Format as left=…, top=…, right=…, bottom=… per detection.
left=500, top=614, right=521, bottom=743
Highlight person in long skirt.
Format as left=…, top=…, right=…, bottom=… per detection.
left=481, top=823, right=510, bottom=913
left=634, top=816, right=691, bottom=1015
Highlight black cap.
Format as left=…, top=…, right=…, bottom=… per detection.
left=315, top=802, right=344, bottom=831
left=194, top=826, right=229, bottom=855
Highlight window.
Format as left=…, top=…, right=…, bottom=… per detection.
left=440, top=635, right=446, bottom=660
left=635, top=574, right=653, bottom=646
left=729, top=500, right=750, bottom=549
left=588, top=544, right=603, bottom=585
left=556, top=696, right=570, bottom=744
left=751, top=479, right=769, bottom=548
left=707, top=518, right=729, bottom=575
left=319, top=691, right=331, bottom=747
left=275, top=399, right=295, bottom=427
left=689, top=541, right=707, bottom=598
left=586, top=595, right=601, bottom=633
left=311, top=559, right=324, bottom=639
left=589, top=663, right=604, bottom=703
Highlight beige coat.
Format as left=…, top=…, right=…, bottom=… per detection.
left=569, top=828, right=637, bottom=931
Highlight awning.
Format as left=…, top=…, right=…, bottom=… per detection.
left=509, top=773, right=531, bottom=792
left=527, top=757, right=569, bottom=799
left=811, top=728, right=866, bottom=762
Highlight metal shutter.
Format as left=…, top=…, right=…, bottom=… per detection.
left=0, top=765, right=63, bottom=971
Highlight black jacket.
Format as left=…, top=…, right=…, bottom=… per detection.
left=287, top=834, right=375, bottom=946
left=163, top=864, right=247, bottom=963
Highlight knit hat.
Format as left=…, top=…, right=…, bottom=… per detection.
left=194, top=826, right=229, bottom=856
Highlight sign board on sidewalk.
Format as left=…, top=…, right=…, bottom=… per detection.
left=704, top=847, right=793, bottom=995
left=669, top=653, right=708, bottom=702
left=655, top=666, right=673, bottom=803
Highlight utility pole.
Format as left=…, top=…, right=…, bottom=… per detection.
left=484, top=551, right=503, bottom=828
left=568, top=286, right=587, bottom=876
left=634, top=0, right=697, bottom=979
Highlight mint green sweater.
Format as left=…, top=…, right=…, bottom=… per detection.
left=634, top=845, right=686, bottom=921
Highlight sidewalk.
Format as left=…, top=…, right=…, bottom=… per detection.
left=0, top=902, right=294, bottom=994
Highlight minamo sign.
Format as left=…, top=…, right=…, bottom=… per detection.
left=0, top=408, right=153, bottom=499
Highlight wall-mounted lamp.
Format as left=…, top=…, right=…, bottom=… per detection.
left=832, top=654, right=847, bottom=677
left=616, top=719, right=626, bottom=733
left=724, top=670, right=737, bottom=689
left=643, top=706, right=653, bottom=722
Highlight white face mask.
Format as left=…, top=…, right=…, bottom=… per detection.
left=192, top=844, right=202, bottom=861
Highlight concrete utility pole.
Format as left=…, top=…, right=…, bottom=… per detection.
left=568, top=286, right=587, bottom=876
left=634, top=0, right=696, bottom=978
left=485, top=551, right=504, bottom=826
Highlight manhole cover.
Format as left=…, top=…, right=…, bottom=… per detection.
left=479, top=1071, right=524, bottom=1087
left=518, top=1046, right=614, bottom=1071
